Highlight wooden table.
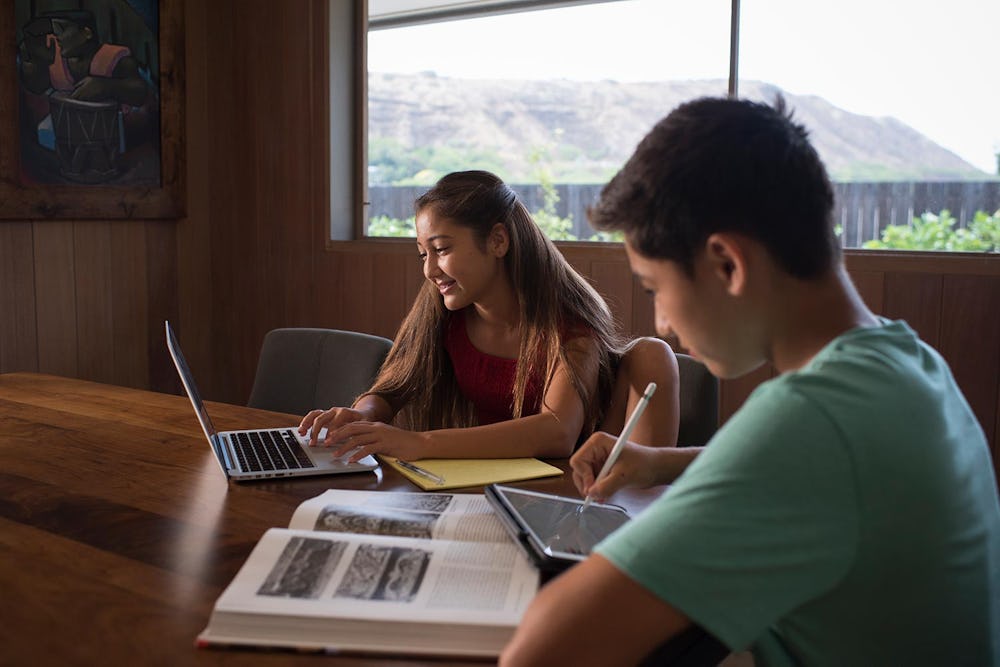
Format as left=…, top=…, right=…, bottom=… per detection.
left=0, top=373, right=667, bottom=666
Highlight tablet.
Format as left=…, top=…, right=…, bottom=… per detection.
left=485, top=484, right=631, bottom=573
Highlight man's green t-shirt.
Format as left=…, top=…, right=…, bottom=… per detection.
left=597, top=320, right=1000, bottom=666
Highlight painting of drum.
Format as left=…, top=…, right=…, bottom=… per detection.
left=15, top=0, right=161, bottom=186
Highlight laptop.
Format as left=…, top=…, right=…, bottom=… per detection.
left=165, top=321, right=379, bottom=481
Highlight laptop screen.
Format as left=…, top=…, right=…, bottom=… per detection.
left=165, top=320, right=219, bottom=443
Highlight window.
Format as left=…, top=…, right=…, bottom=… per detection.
left=362, top=0, right=1000, bottom=251
left=365, top=0, right=730, bottom=240
left=741, top=0, right=1000, bottom=252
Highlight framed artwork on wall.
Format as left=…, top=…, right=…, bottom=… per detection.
left=0, top=0, right=184, bottom=219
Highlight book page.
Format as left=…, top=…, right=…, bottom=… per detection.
left=287, top=489, right=509, bottom=544
left=212, top=527, right=539, bottom=625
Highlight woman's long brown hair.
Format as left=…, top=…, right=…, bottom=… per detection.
left=359, top=171, right=622, bottom=436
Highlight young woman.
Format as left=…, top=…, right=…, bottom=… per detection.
left=299, top=170, right=679, bottom=461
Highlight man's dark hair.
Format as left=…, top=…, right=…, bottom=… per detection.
left=590, top=96, right=839, bottom=279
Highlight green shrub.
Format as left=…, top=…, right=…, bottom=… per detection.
left=367, top=214, right=416, bottom=237
left=528, top=144, right=578, bottom=241
left=863, top=209, right=999, bottom=252
left=531, top=178, right=577, bottom=241
left=968, top=209, right=1000, bottom=250
left=587, top=230, right=625, bottom=242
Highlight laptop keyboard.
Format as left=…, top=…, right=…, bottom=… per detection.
left=231, top=430, right=315, bottom=472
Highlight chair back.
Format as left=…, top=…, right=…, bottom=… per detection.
left=676, top=353, right=719, bottom=446
left=248, top=328, right=393, bottom=415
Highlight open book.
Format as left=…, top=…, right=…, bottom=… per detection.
left=198, top=489, right=540, bottom=658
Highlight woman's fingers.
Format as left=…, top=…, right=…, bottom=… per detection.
left=329, top=422, right=376, bottom=455
left=327, top=422, right=425, bottom=462
left=298, top=410, right=323, bottom=436
left=301, top=408, right=367, bottom=446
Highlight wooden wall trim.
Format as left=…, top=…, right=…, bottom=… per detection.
left=845, top=249, right=1000, bottom=275
left=325, top=240, right=1000, bottom=273
left=314, top=241, right=1000, bottom=463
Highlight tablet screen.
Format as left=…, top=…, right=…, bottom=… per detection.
left=492, top=486, right=630, bottom=561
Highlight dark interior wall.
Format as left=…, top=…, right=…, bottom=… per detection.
left=174, top=0, right=333, bottom=401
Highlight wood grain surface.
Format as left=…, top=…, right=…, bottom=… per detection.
left=0, top=372, right=664, bottom=666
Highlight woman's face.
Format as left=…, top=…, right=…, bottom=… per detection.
left=415, top=209, right=507, bottom=311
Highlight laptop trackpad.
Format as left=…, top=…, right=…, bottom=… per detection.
left=299, top=432, right=376, bottom=469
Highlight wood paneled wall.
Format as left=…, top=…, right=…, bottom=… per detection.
left=0, top=0, right=997, bottom=481
left=0, top=219, right=178, bottom=392
left=314, top=242, right=1000, bottom=480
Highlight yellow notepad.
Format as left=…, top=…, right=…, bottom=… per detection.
left=380, top=456, right=563, bottom=491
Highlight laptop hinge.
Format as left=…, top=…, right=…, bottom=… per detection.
left=211, top=433, right=235, bottom=477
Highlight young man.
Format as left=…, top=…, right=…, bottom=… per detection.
left=501, top=97, right=1000, bottom=666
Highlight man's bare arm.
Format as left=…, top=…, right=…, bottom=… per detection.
left=500, top=554, right=691, bottom=667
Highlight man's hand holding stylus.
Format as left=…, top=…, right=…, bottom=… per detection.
left=571, top=434, right=703, bottom=501
left=570, top=432, right=662, bottom=501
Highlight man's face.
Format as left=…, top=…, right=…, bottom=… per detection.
left=51, top=20, right=92, bottom=57
left=624, top=239, right=764, bottom=380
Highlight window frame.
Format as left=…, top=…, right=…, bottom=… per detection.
left=335, top=0, right=998, bottom=262
left=334, top=0, right=740, bottom=245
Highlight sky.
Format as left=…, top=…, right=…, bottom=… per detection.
left=368, top=0, right=1000, bottom=174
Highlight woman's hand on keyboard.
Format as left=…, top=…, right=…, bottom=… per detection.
left=299, top=407, right=366, bottom=447
left=326, top=421, right=430, bottom=463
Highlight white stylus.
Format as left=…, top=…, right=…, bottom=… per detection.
left=580, top=381, right=657, bottom=511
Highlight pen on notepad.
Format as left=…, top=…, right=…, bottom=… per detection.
left=395, top=459, right=445, bottom=485
left=581, top=381, right=657, bottom=511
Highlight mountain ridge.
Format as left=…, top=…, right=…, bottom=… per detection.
left=368, top=72, right=987, bottom=183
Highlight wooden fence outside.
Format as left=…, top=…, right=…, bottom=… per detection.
left=369, top=180, right=1000, bottom=247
